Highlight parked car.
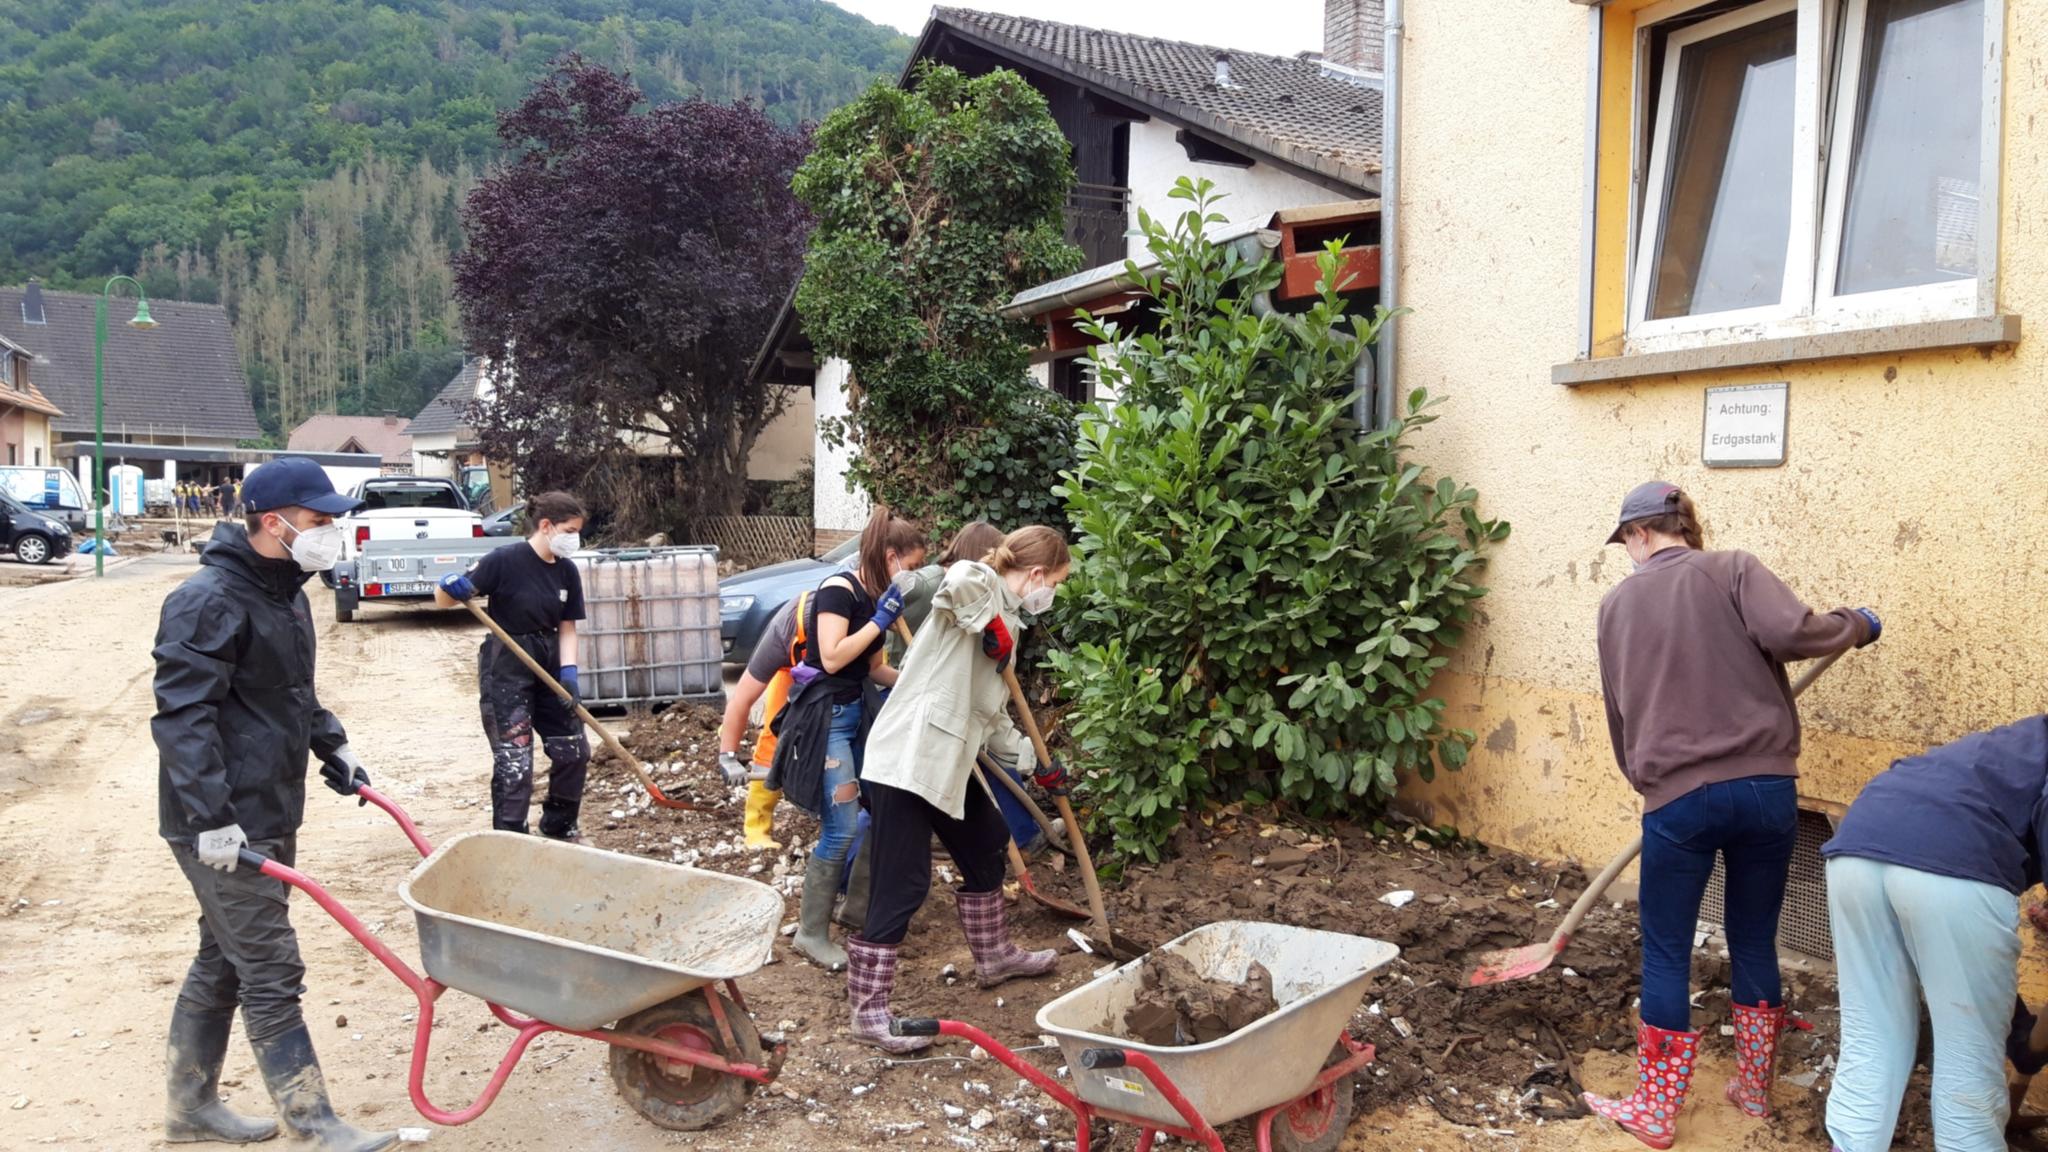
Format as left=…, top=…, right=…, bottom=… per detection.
left=718, top=536, right=858, bottom=665
left=481, top=502, right=524, bottom=537
left=0, top=490, right=74, bottom=565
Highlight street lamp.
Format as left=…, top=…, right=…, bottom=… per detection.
left=94, top=275, right=157, bottom=577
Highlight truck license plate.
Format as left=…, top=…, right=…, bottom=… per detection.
left=383, top=581, right=429, bottom=596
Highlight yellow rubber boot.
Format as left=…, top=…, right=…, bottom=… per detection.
left=743, top=780, right=783, bottom=850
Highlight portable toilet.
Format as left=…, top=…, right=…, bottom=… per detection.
left=109, top=465, right=146, bottom=517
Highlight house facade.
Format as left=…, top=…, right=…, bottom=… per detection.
left=287, top=414, right=414, bottom=474
left=1385, top=0, right=2033, bottom=955
left=770, top=6, right=1386, bottom=551
left=0, top=334, right=61, bottom=468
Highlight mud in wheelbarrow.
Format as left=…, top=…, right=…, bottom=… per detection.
left=251, top=790, right=786, bottom=1134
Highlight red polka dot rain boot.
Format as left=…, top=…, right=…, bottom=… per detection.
left=1583, top=1021, right=1700, bottom=1150
left=1724, top=1001, right=1784, bottom=1117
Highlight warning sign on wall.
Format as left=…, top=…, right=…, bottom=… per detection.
left=1702, top=382, right=1788, bottom=469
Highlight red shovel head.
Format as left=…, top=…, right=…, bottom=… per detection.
left=1465, top=935, right=1567, bottom=987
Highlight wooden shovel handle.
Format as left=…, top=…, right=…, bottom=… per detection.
left=1001, top=665, right=1116, bottom=958
left=460, top=599, right=703, bottom=811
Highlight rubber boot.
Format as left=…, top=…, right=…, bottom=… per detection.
left=250, top=1024, right=396, bottom=1152
left=792, top=855, right=847, bottom=971
left=1725, top=1001, right=1784, bottom=1117
left=165, top=1006, right=279, bottom=1144
left=1582, top=1021, right=1699, bottom=1150
left=846, top=936, right=933, bottom=1055
left=743, top=781, right=783, bottom=850
left=955, top=888, right=1057, bottom=988
left=834, top=837, right=874, bottom=930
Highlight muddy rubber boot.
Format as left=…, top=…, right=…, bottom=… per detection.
left=792, top=855, right=847, bottom=971
left=834, top=837, right=874, bottom=930
left=846, top=936, right=933, bottom=1055
left=250, top=1024, right=396, bottom=1152
left=743, top=780, right=783, bottom=851
left=165, top=1006, right=279, bottom=1144
left=1582, top=1021, right=1699, bottom=1150
left=955, top=888, right=1057, bottom=988
left=1724, top=1001, right=1784, bottom=1117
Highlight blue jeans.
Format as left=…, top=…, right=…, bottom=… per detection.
left=813, top=699, right=864, bottom=866
left=1638, top=775, right=1798, bottom=1032
left=1825, top=856, right=2019, bottom=1152
left=987, top=756, right=1046, bottom=852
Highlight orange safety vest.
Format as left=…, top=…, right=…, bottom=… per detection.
left=750, top=590, right=812, bottom=769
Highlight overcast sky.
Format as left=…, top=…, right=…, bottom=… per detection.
left=826, top=1, right=1328, bottom=58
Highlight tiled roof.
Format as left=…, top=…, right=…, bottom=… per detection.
left=0, top=285, right=261, bottom=441
left=929, top=8, right=1382, bottom=192
left=409, top=360, right=480, bottom=437
left=287, top=414, right=413, bottom=465
left=0, top=335, right=61, bottom=418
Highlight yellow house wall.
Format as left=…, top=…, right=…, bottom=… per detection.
left=1391, top=0, right=2048, bottom=942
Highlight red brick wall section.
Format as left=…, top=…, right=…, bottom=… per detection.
left=1323, top=0, right=1385, bottom=74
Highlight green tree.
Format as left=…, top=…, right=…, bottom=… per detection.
left=792, top=63, right=1081, bottom=532
left=1052, top=180, right=1511, bottom=861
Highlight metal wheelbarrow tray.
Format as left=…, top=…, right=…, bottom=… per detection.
left=245, top=789, right=786, bottom=1133
left=900, top=921, right=1398, bottom=1152
left=398, top=831, right=781, bottom=1031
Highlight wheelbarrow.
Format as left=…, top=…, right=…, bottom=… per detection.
left=242, top=786, right=787, bottom=1132
left=895, top=921, right=1399, bottom=1152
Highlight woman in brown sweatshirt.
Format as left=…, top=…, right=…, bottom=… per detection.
left=1582, top=481, right=1876, bottom=1150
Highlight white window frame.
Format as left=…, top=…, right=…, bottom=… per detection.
left=1624, top=0, right=2004, bottom=356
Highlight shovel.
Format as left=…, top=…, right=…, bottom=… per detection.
left=1000, top=664, right=1127, bottom=960
left=459, top=598, right=710, bottom=812
left=1465, top=649, right=1844, bottom=987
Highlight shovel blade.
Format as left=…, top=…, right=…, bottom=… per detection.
left=1465, top=939, right=1563, bottom=987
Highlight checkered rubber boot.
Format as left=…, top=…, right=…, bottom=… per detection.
left=1724, top=1001, right=1784, bottom=1117
left=1582, top=1021, right=1699, bottom=1150
left=954, top=889, right=1057, bottom=988
left=845, top=937, right=932, bottom=1055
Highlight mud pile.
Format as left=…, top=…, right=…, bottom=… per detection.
left=1121, top=952, right=1277, bottom=1046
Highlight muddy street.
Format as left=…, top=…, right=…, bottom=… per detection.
left=0, top=556, right=1939, bottom=1151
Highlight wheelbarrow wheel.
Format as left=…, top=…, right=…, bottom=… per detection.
left=610, top=990, right=763, bottom=1131
left=1268, top=1071, right=1355, bottom=1152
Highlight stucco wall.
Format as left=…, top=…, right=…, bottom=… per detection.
left=812, top=357, right=870, bottom=535
left=748, top=387, right=813, bottom=483
left=1391, top=0, right=2048, bottom=892
left=1127, top=119, right=1342, bottom=258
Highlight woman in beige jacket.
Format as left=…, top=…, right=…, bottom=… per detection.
left=845, top=526, right=1073, bottom=1053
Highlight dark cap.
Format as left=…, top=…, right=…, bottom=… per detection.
left=241, top=457, right=363, bottom=516
left=1605, top=481, right=1683, bottom=544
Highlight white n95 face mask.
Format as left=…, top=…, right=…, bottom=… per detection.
left=282, top=521, right=344, bottom=572
left=1021, top=584, right=1056, bottom=615
left=550, top=531, right=581, bottom=559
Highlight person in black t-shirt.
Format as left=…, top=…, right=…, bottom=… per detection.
left=436, top=490, right=592, bottom=839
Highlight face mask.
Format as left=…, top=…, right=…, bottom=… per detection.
left=550, top=531, right=581, bottom=559
left=278, top=519, right=343, bottom=572
left=1020, top=576, right=1056, bottom=616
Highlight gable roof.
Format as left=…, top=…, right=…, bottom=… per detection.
left=924, top=8, right=1382, bottom=193
left=410, top=360, right=481, bottom=438
left=0, top=285, right=260, bottom=441
left=0, top=336, right=63, bottom=419
left=286, top=414, right=412, bottom=465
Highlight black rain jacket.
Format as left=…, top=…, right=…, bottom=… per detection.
left=153, top=522, right=348, bottom=842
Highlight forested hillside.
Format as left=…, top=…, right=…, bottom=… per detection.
left=0, top=1, right=908, bottom=434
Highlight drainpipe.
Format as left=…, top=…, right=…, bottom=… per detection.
left=1236, top=234, right=1377, bottom=426
left=1374, top=0, right=1404, bottom=431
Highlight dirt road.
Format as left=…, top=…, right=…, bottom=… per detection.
left=0, top=554, right=1869, bottom=1151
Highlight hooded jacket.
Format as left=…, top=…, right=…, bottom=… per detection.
left=153, top=522, right=349, bottom=841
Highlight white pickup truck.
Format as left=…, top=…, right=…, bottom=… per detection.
left=330, top=475, right=517, bottom=622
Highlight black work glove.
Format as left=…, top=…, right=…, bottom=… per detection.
left=320, top=745, right=371, bottom=806
left=2011, top=998, right=2048, bottom=1076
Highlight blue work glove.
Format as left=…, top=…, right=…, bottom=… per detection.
left=1034, top=754, right=1070, bottom=797
left=2011, top=999, right=2048, bottom=1076
left=871, top=583, right=907, bottom=633
left=319, top=745, right=371, bottom=805
left=558, top=665, right=580, bottom=701
left=791, top=663, right=823, bottom=688
left=439, top=572, right=476, bottom=601
left=1853, top=608, right=1881, bottom=647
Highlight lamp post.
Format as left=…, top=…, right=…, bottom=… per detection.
left=93, top=276, right=157, bottom=577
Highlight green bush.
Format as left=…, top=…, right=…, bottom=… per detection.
left=1051, top=179, right=1510, bottom=862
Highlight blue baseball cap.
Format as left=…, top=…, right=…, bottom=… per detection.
left=241, top=457, right=363, bottom=516
left=1605, top=480, right=1683, bottom=544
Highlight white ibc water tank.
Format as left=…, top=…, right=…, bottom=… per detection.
left=109, top=465, right=146, bottom=517
left=572, top=547, right=723, bottom=707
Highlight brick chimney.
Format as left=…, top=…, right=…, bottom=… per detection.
left=1323, top=0, right=1385, bottom=76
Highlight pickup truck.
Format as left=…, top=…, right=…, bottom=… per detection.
left=330, top=475, right=516, bottom=622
